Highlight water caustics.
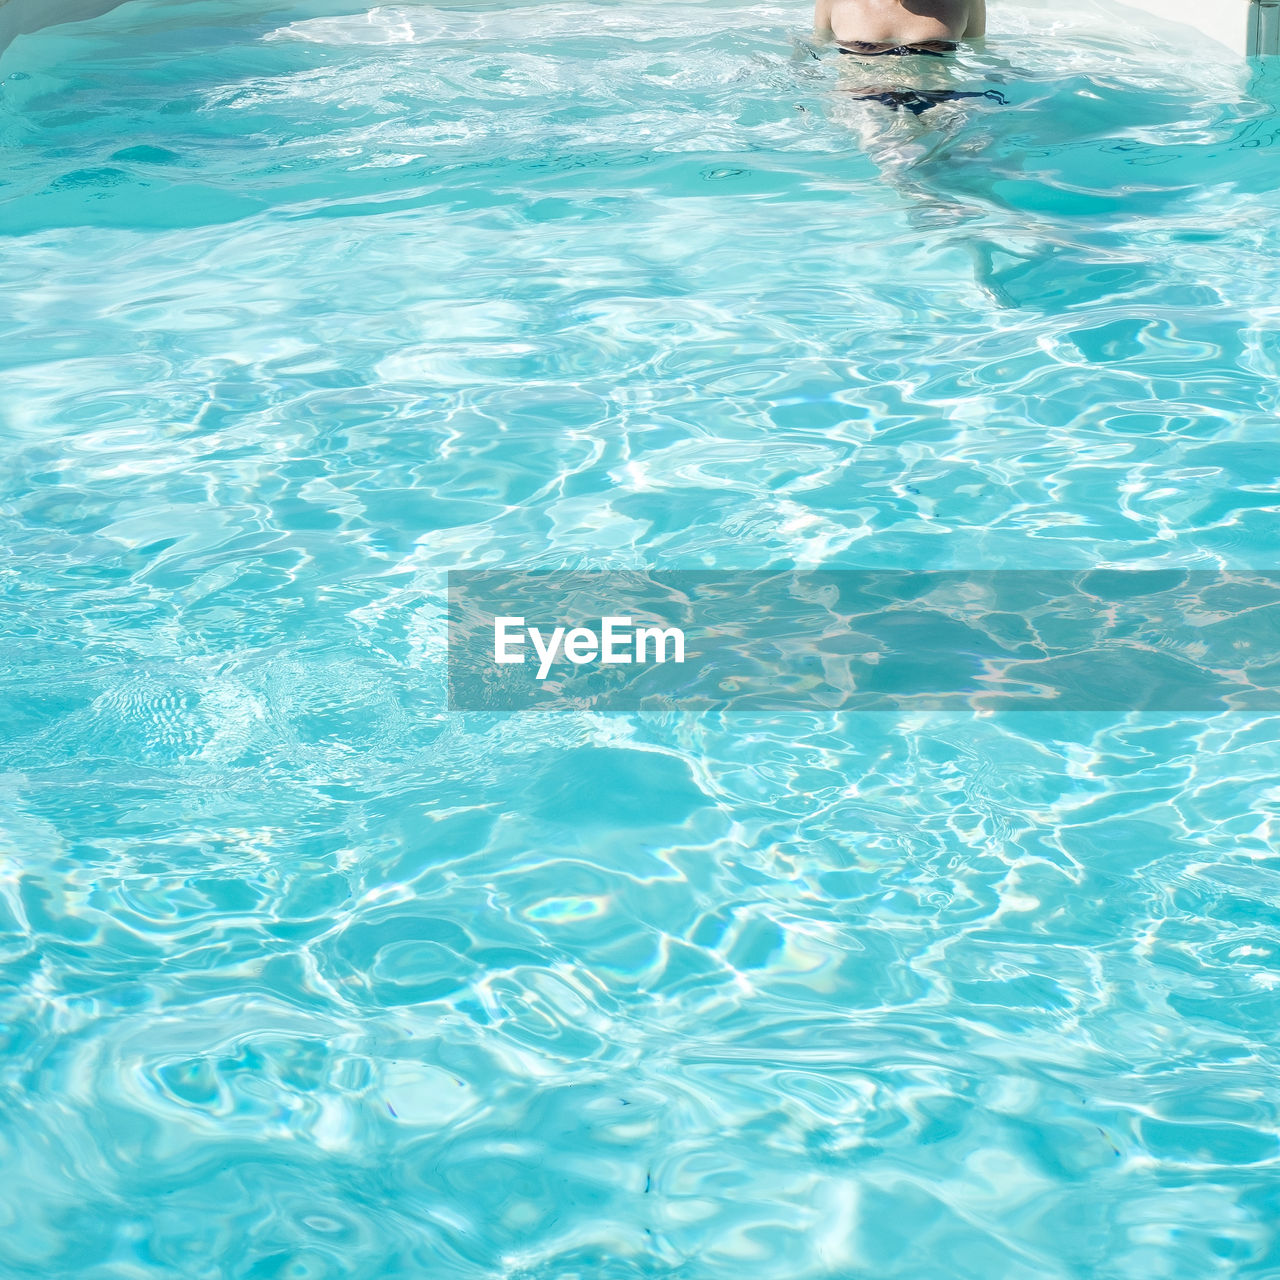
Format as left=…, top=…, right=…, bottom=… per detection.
left=2, top=1, right=1280, bottom=1276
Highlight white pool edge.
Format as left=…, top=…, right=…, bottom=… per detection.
left=1114, top=0, right=1279, bottom=57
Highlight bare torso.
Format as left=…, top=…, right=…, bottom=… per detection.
left=814, top=0, right=985, bottom=45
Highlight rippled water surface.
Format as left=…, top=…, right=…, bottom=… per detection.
left=3, top=1, right=1280, bottom=1275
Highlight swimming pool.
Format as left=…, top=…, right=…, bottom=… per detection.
left=3, top=1, right=1280, bottom=1275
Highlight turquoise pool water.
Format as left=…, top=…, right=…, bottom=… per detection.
left=3, top=1, right=1280, bottom=1275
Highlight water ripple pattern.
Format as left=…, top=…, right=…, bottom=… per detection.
left=2, top=1, right=1280, bottom=1276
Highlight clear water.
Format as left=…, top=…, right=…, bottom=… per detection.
left=3, top=1, right=1280, bottom=1275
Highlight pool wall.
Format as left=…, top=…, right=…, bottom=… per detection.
left=0, top=0, right=129, bottom=56
left=3, top=0, right=1278, bottom=60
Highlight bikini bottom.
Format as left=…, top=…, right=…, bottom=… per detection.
left=851, top=87, right=1008, bottom=115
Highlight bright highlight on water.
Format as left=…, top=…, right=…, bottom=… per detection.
left=2, top=1, right=1280, bottom=1277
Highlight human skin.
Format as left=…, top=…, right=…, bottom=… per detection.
left=813, top=0, right=986, bottom=44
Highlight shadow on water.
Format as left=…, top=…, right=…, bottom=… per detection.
left=817, top=39, right=1280, bottom=310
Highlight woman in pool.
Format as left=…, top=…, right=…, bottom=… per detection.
left=812, top=0, right=997, bottom=117
left=810, top=0, right=1020, bottom=308
left=814, top=0, right=986, bottom=54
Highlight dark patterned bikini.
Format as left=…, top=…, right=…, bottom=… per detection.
left=835, top=41, right=1007, bottom=114
left=838, top=41, right=960, bottom=57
